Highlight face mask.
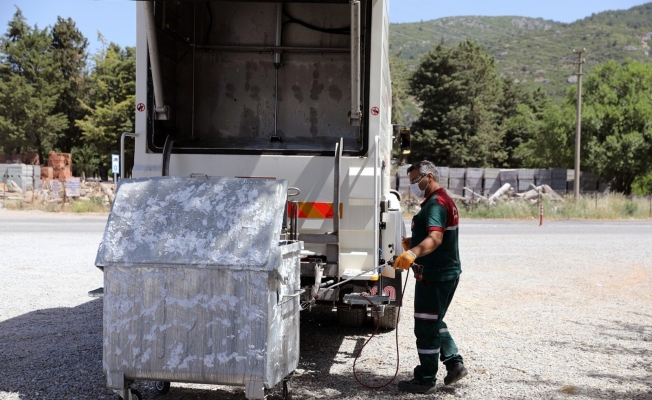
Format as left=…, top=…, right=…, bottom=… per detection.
left=410, top=182, right=425, bottom=198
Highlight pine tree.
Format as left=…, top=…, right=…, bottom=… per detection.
left=51, top=16, right=89, bottom=152
left=76, top=41, right=135, bottom=179
left=408, top=40, right=503, bottom=167
left=0, top=7, right=67, bottom=160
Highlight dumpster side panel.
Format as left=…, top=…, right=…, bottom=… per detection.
left=265, top=244, right=302, bottom=386
left=103, top=266, right=271, bottom=386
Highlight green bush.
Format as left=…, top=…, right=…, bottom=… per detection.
left=623, top=201, right=638, bottom=216
left=632, top=174, right=652, bottom=196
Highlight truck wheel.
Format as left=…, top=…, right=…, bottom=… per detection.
left=337, top=306, right=366, bottom=327
left=373, top=305, right=399, bottom=329
left=155, top=381, right=170, bottom=394
left=129, top=389, right=142, bottom=400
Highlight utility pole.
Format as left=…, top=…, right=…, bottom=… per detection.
left=573, top=49, right=585, bottom=202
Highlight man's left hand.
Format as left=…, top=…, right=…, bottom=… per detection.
left=394, top=250, right=416, bottom=270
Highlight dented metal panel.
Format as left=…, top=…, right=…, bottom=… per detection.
left=103, top=243, right=301, bottom=388
left=98, top=176, right=302, bottom=391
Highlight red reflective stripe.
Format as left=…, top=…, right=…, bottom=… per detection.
left=289, top=202, right=343, bottom=219
left=312, top=202, right=333, bottom=218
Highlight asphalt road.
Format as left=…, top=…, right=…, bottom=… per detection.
left=1, top=210, right=651, bottom=400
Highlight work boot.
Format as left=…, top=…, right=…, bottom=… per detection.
left=398, top=378, right=436, bottom=394
left=444, top=362, right=468, bottom=385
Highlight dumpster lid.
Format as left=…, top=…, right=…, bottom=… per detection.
left=95, top=176, right=288, bottom=269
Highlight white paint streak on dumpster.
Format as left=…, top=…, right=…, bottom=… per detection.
left=96, top=177, right=302, bottom=391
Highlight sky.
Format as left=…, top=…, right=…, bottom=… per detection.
left=0, top=0, right=649, bottom=55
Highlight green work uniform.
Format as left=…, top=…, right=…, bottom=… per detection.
left=410, top=188, right=463, bottom=385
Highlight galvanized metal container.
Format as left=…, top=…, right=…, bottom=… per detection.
left=95, top=176, right=303, bottom=399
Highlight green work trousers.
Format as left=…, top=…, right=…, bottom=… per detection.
left=413, top=277, right=463, bottom=385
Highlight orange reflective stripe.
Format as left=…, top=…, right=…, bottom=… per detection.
left=288, top=202, right=343, bottom=219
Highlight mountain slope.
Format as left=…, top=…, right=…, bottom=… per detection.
left=390, top=3, right=652, bottom=103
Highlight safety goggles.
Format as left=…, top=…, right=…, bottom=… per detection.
left=409, top=174, right=427, bottom=185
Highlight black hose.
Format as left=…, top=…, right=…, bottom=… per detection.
left=205, top=2, right=213, bottom=44
left=282, top=8, right=350, bottom=35
left=352, top=269, right=411, bottom=389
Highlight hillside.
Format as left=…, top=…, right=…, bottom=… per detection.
left=391, top=2, right=652, bottom=118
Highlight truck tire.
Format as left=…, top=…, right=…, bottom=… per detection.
left=373, top=305, right=398, bottom=329
left=155, top=381, right=170, bottom=394
left=337, top=306, right=366, bottom=327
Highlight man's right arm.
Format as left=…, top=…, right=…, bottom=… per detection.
left=410, top=230, right=444, bottom=258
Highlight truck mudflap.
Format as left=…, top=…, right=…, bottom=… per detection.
left=363, top=272, right=405, bottom=307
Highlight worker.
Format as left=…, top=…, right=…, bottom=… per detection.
left=393, top=160, right=467, bottom=394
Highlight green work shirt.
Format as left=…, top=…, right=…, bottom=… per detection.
left=410, top=188, right=461, bottom=281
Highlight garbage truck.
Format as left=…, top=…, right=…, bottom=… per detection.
left=100, top=0, right=404, bottom=398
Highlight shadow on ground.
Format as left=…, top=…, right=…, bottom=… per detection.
left=0, top=300, right=405, bottom=399
left=0, top=299, right=115, bottom=399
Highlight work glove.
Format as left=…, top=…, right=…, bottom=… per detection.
left=401, top=237, right=411, bottom=251
left=394, top=250, right=416, bottom=271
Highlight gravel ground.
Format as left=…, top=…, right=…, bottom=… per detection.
left=1, top=210, right=651, bottom=400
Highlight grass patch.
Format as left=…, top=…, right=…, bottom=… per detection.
left=2, top=200, right=27, bottom=211
left=1, top=198, right=110, bottom=213
left=459, top=193, right=652, bottom=220
left=461, top=199, right=538, bottom=219
left=66, top=199, right=110, bottom=213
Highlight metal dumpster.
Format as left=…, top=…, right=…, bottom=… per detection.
left=95, top=176, right=303, bottom=400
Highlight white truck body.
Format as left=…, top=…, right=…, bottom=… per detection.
left=131, top=0, right=402, bottom=303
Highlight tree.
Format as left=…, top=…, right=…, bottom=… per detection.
left=76, top=40, right=135, bottom=179
left=408, top=40, right=503, bottom=167
left=515, top=59, right=652, bottom=194
left=514, top=102, right=576, bottom=168
left=496, top=81, right=549, bottom=168
left=390, top=52, right=409, bottom=125
left=0, top=7, right=67, bottom=161
left=580, top=59, right=652, bottom=194
left=631, top=173, right=652, bottom=195
left=71, top=144, right=100, bottom=179
left=51, top=16, right=89, bottom=152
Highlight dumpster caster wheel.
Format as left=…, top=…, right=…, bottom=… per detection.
left=155, top=381, right=170, bottom=394
left=282, top=379, right=292, bottom=400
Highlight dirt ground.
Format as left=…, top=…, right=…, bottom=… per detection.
left=0, top=212, right=650, bottom=399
